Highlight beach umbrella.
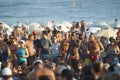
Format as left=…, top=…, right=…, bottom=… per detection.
left=95, top=28, right=117, bottom=38
left=62, top=21, right=72, bottom=28
left=28, top=22, right=44, bottom=32
left=28, top=22, right=40, bottom=31
left=12, top=21, right=23, bottom=28
left=87, top=27, right=101, bottom=33
left=46, top=21, right=54, bottom=30
left=55, top=24, right=69, bottom=32
left=0, top=22, right=13, bottom=35
left=62, top=21, right=72, bottom=31
left=0, top=22, right=12, bottom=29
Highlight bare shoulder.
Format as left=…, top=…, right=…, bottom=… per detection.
left=25, top=40, right=31, bottom=45
left=25, top=40, right=29, bottom=43
left=35, top=69, right=56, bottom=80
left=37, top=69, right=55, bottom=76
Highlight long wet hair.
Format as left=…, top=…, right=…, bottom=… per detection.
left=90, top=33, right=101, bottom=46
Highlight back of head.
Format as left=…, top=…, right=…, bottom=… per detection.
left=29, top=68, right=55, bottom=80
left=108, top=64, right=115, bottom=72
left=35, top=69, right=56, bottom=80
left=83, top=75, right=95, bottom=80
left=91, top=62, right=103, bottom=73
left=18, top=73, right=29, bottom=80
left=109, top=37, right=115, bottom=42
left=33, top=60, right=43, bottom=69
left=39, top=75, right=52, bottom=80
left=61, top=69, right=73, bottom=80
left=82, top=65, right=92, bottom=76
left=1, top=67, right=12, bottom=80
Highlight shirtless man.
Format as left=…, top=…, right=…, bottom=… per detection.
left=29, top=60, right=43, bottom=79
left=26, top=34, right=35, bottom=66
left=29, top=68, right=56, bottom=80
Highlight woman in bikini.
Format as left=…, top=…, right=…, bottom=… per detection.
left=87, top=33, right=104, bottom=64
left=106, top=38, right=120, bottom=55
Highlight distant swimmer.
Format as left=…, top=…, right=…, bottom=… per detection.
left=112, top=19, right=119, bottom=29
left=80, top=0, right=83, bottom=7
left=72, top=1, right=76, bottom=7
left=72, top=0, right=83, bottom=8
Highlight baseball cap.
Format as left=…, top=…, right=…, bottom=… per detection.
left=2, top=67, right=12, bottom=76
left=20, top=40, right=25, bottom=44
left=104, top=63, right=110, bottom=69
left=33, top=60, right=43, bottom=65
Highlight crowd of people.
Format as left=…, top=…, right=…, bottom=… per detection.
left=0, top=20, right=120, bottom=80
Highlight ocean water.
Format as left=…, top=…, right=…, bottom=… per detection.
left=0, top=0, right=120, bottom=25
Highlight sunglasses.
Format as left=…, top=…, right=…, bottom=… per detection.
left=20, top=42, right=24, bottom=44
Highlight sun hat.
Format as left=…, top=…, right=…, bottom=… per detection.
left=1, top=67, right=12, bottom=76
